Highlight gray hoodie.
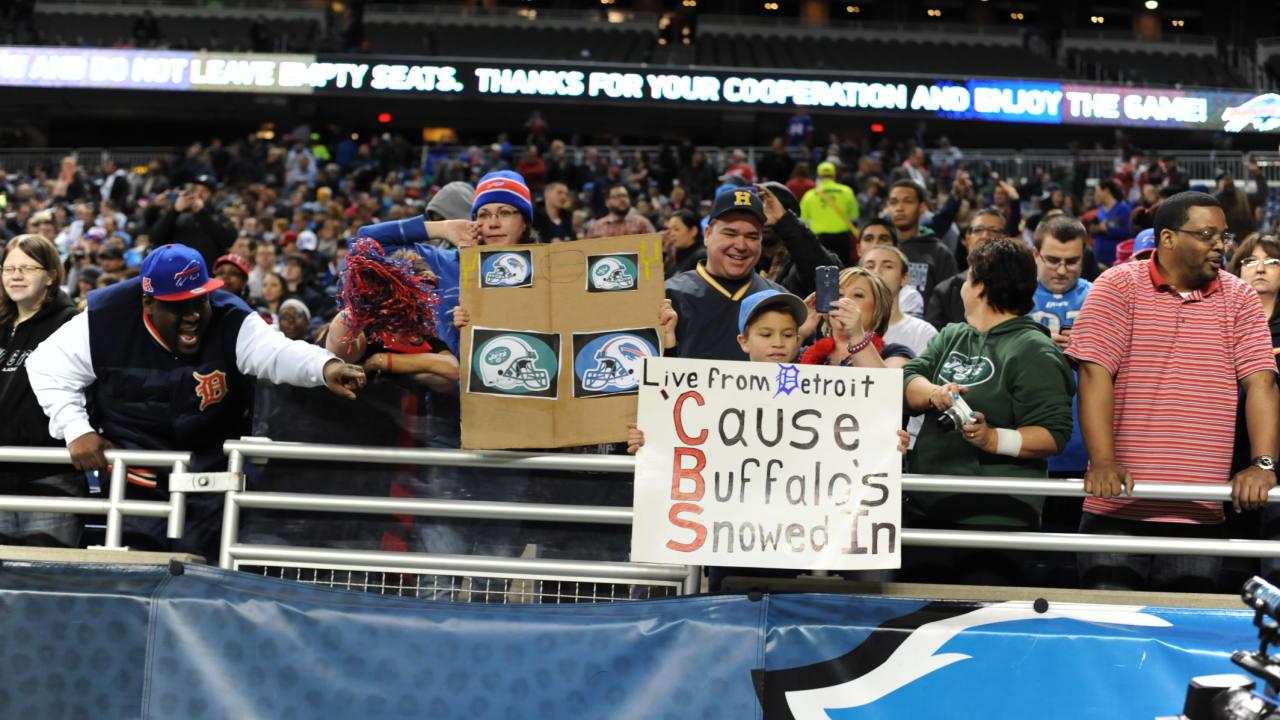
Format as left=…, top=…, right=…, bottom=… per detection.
left=426, top=181, right=475, bottom=222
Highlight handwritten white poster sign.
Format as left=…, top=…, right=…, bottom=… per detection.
left=631, top=357, right=902, bottom=570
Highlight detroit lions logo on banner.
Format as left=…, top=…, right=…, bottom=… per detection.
left=571, top=328, right=660, bottom=398
left=586, top=253, right=638, bottom=292
left=479, top=250, right=534, bottom=289
left=468, top=327, right=560, bottom=399
left=751, top=597, right=1236, bottom=720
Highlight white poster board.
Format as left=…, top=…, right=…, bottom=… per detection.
left=631, top=357, right=903, bottom=571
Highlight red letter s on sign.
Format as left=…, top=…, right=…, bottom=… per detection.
left=666, top=503, right=706, bottom=552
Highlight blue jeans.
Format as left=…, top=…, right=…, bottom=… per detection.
left=0, top=472, right=87, bottom=548
left=1076, top=512, right=1223, bottom=593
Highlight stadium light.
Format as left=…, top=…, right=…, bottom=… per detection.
left=1144, top=0, right=1158, bottom=9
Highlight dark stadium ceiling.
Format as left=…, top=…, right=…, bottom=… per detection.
left=390, top=0, right=1217, bottom=29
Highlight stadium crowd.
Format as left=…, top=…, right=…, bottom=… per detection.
left=1, top=122, right=1278, bottom=595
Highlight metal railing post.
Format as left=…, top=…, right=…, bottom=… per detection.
left=167, top=459, right=187, bottom=540
left=682, top=565, right=702, bottom=595
left=103, top=455, right=129, bottom=548
left=219, top=449, right=244, bottom=570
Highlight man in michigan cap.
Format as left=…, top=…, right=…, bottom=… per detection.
left=27, top=243, right=365, bottom=556
left=665, top=188, right=788, bottom=361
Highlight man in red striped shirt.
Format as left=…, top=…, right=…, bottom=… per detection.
left=1067, top=191, right=1279, bottom=592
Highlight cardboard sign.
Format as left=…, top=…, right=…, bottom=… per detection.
left=631, top=357, right=903, bottom=571
left=459, top=233, right=664, bottom=449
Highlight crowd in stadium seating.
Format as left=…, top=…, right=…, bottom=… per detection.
left=2, top=123, right=1279, bottom=595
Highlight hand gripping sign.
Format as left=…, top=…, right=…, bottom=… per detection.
left=631, top=357, right=902, bottom=571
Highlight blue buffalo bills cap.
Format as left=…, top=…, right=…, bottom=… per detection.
left=1132, top=228, right=1156, bottom=260
left=738, top=289, right=807, bottom=335
left=140, top=244, right=222, bottom=301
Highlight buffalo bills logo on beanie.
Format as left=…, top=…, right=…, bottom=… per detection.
left=472, top=170, right=534, bottom=224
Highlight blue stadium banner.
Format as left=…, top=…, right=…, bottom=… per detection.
left=1, top=45, right=1276, bottom=133
left=0, top=561, right=1261, bottom=719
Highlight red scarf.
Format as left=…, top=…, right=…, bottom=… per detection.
left=799, top=334, right=885, bottom=365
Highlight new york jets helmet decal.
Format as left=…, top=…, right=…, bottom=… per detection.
left=469, top=328, right=560, bottom=398
left=586, top=253, right=638, bottom=292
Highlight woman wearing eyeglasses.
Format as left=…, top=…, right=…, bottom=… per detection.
left=1230, top=233, right=1280, bottom=345
left=0, top=234, right=83, bottom=547
left=1230, top=234, right=1280, bottom=586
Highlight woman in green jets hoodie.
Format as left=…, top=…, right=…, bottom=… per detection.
left=901, top=238, right=1075, bottom=580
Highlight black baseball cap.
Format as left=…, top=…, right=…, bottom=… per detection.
left=708, top=188, right=766, bottom=226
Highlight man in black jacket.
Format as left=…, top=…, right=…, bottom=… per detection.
left=924, top=208, right=1006, bottom=329
left=147, top=175, right=237, bottom=270
left=755, top=181, right=839, bottom=297
left=888, top=178, right=965, bottom=300
left=666, top=190, right=785, bottom=361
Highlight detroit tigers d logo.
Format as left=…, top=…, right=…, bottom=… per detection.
left=192, top=369, right=229, bottom=411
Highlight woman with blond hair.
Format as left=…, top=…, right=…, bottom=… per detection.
left=0, top=233, right=83, bottom=546
left=799, top=265, right=916, bottom=368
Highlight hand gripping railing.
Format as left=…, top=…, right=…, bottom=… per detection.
left=0, top=446, right=192, bottom=548
left=219, top=439, right=702, bottom=595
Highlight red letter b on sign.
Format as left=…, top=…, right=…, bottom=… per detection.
left=671, top=447, right=705, bottom=501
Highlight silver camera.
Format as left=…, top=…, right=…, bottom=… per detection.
left=936, top=393, right=976, bottom=432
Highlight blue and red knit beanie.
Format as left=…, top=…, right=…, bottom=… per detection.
left=471, top=171, right=533, bottom=223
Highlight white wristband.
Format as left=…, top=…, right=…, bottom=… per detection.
left=995, top=428, right=1023, bottom=457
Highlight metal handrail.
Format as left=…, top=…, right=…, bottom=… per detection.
left=905, top=529, right=1280, bottom=558
left=216, top=438, right=1280, bottom=590
left=0, top=446, right=192, bottom=548
left=218, top=442, right=702, bottom=594
left=233, top=492, right=633, bottom=524
left=222, top=438, right=1280, bottom=504
left=8, top=438, right=1280, bottom=595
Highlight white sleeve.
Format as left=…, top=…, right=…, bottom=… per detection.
left=26, top=311, right=98, bottom=444
left=899, top=286, right=925, bottom=317
left=235, top=311, right=336, bottom=387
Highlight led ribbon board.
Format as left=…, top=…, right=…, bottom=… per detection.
left=0, top=46, right=1271, bottom=132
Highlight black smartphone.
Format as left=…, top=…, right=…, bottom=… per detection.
left=815, top=266, right=840, bottom=313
